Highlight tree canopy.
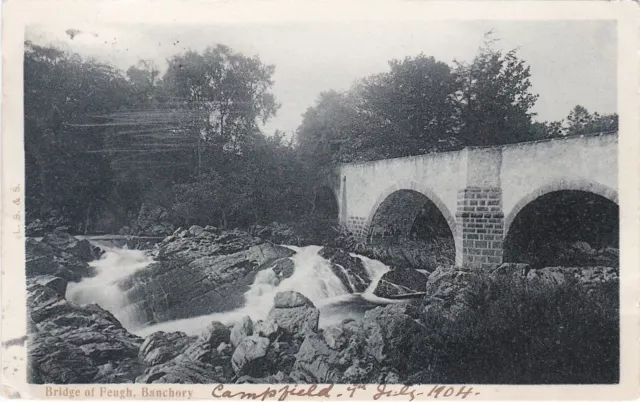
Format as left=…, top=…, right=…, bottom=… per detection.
left=24, top=37, right=618, bottom=236
left=296, top=38, right=617, bottom=168
left=25, top=42, right=306, bottom=233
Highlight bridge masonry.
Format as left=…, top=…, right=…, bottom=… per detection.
left=333, top=133, right=618, bottom=269
left=456, top=187, right=504, bottom=267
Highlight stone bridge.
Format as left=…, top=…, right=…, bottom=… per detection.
left=330, top=132, right=618, bottom=268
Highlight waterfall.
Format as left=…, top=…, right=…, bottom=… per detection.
left=66, top=243, right=154, bottom=329
left=357, top=254, right=404, bottom=304
left=68, top=243, right=398, bottom=338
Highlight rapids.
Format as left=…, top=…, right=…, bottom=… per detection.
left=66, top=243, right=154, bottom=329
left=66, top=242, right=399, bottom=337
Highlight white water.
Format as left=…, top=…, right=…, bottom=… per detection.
left=69, top=243, right=395, bottom=337
left=66, top=242, right=154, bottom=328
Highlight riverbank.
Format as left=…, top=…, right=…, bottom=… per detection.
left=26, top=226, right=619, bottom=384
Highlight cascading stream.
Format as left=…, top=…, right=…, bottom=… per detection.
left=68, top=243, right=396, bottom=337
left=66, top=242, right=155, bottom=329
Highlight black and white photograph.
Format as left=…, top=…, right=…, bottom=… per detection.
left=4, top=2, right=637, bottom=395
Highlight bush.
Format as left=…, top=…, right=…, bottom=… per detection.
left=417, top=272, right=619, bottom=384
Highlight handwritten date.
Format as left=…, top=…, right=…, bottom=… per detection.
left=212, top=384, right=478, bottom=401
left=374, top=385, right=478, bottom=401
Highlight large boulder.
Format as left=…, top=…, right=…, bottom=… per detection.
left=322, top=319, right=361, bottom=350
left=230, top=316, right=253, bottom=348
left=362, top=304, right=425, bottom=370
left=231, top=335, right=270, bottom=376
left=120, top=231, right=297, bottom=325
left=319, top=247, right=370, bottom=293
left=188, top=225, right=206, bottom=237
left=274, top=291, right=313, bottom=308
left=182, top=342, right=220, bottom=365
left=291, top=333, right=342, bottom=383
left=136, top=317, right=235, bottom=384
left=266, top=291, right=320, bottom=335
left=248, top=222, right=308, bottom=246
left=182, top=321, right=230, bottom=364
left=421, top=266, right=489, bottom=321
left=253, top=320, right=283, bottom=342
left=291, top=318, right=380, bottom=383
left=138, top=331, right=192, bottom=366
left=271, top=259, right=295, bottom=282
left=199, top=321, right=231, bottom=348
left=247, top=243, right=296, bottom=266
left=28, top=334, right=100, bottom=384
left=42, top=229, right=103, bottom=262
left=31, top=275, right=68, bottom=297
left=135, top=354, right=225, bottom=384
left=264, top=341, right=298, bottom=374
left=119, top=252, right=257, bottom=323
left=27, top=281, right=143, bottom=384
left=156, top=229, right=261, bottom=261
left=372, top=268, right=428, bottom=298
left=25, top=238, right=95, bottom=281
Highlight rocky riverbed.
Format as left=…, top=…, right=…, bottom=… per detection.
left=26, top=226, right=619, bottom=384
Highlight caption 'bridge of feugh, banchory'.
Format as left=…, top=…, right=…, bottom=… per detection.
left=328, top=132, right=618, bottom=268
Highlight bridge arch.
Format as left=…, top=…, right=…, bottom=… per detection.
left=503, top=179, right=619, bottom=263
left=366, top=180, right=457, bottom=241
left=504, top=179, right=618, bottom=237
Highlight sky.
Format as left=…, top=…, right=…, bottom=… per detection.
left=26, top=20, right=617, bottom=137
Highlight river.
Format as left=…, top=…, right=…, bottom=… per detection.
left=66, top=240, right=402, bottom=337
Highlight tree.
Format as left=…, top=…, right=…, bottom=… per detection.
left=357, top=55, right=458, bottom=156
left=126, top=60, right=160, bottom=108
left=161, top=45, right=280, bottom=158
left=452, top=36, right=539, bottom=146
left=565, top=105, right=593, bottom=135
left=98, top=46, right=282, bottom=225
left=296, top=36, right=540, bottom=166
left=566, top=105, right=617, bottom=135
left=531, top=120, right=565, bottom=139
left=531, top=106, right=618, bottom=139
left=296, top=55, right=458, bottom=168
left=24, top=41, right=135, bottom=230
left=297, top=90, right=364, bottom=164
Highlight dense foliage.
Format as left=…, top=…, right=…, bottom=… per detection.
left=24, top=38, right=617, bottom=234
left=25, top=42, right=317, bottom=233
left=418, top=273, right=619, bottom=384
left=296, top=40, right=617, bottom=166
left=24, top=41, right=135, bottom=231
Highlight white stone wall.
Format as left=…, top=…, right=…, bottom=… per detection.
left=500, top=134, right=618, bottom=232
left=336, top=149, right=465, bottom=231
left=337, top=132, right=618, bottom=264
